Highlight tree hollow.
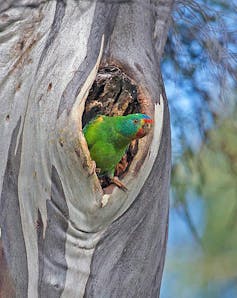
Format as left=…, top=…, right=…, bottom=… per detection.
left=82, top=65, right=153, bottom=190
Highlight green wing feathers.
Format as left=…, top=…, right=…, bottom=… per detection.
left=83, top=115, right=127, bottom=177
left=83, top=113, right=152, bottom=178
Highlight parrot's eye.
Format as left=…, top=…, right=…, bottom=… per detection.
left=143, top=123, right=150, bottom=129
left=133, top=119, right=139, bottom=124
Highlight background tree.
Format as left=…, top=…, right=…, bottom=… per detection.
left=161, top=1, right=237, bottom=297
left=163, top=102, right=237, bottom=298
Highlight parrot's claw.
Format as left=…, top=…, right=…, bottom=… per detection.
left=110, top=176, right=128, bottom=192
left=95, top=167, right=101, bottom=174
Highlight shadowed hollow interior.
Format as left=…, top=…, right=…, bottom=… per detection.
left=82, top=66, right=145, bottom=188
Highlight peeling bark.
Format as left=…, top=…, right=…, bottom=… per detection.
left=0, top=0, right=173, bottom=297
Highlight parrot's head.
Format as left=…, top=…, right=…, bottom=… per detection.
left=118, top=113, right=153, bottom=140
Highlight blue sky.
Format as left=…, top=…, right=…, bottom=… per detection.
left=159, top=2, right=237, bottom=292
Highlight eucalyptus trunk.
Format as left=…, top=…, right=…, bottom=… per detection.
left=0, top=0, right=173, bottom=297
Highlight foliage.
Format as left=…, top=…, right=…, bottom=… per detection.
left=163, top=0, right=237, bottom=159
left=169, top=105, right=237, bottom=297
left=162, top=1, right=237, bottom=297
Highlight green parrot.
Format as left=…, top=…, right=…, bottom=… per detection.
left=83, top=113, right=153, bottom=190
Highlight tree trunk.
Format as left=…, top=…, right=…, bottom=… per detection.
left=0, top=0, right=173, bottom=297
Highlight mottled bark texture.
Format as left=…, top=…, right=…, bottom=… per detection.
left=0, top=0, right=173, bottom=297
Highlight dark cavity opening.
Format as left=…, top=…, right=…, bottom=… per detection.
left=82, top=66, right=141, bottom=188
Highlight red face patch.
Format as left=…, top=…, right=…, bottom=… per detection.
left=144, top=118, right=153, bottom=124
left=135, top=127, right=146, bottom=138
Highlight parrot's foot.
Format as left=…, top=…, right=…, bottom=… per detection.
left=115, top=155, right=128, bottom=176
left=110, top=176, right=127, bottom=192
left=95, top=167, right=101, bottom=174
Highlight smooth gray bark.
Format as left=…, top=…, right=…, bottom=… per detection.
left=0, top=0, right=173, bottom=297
